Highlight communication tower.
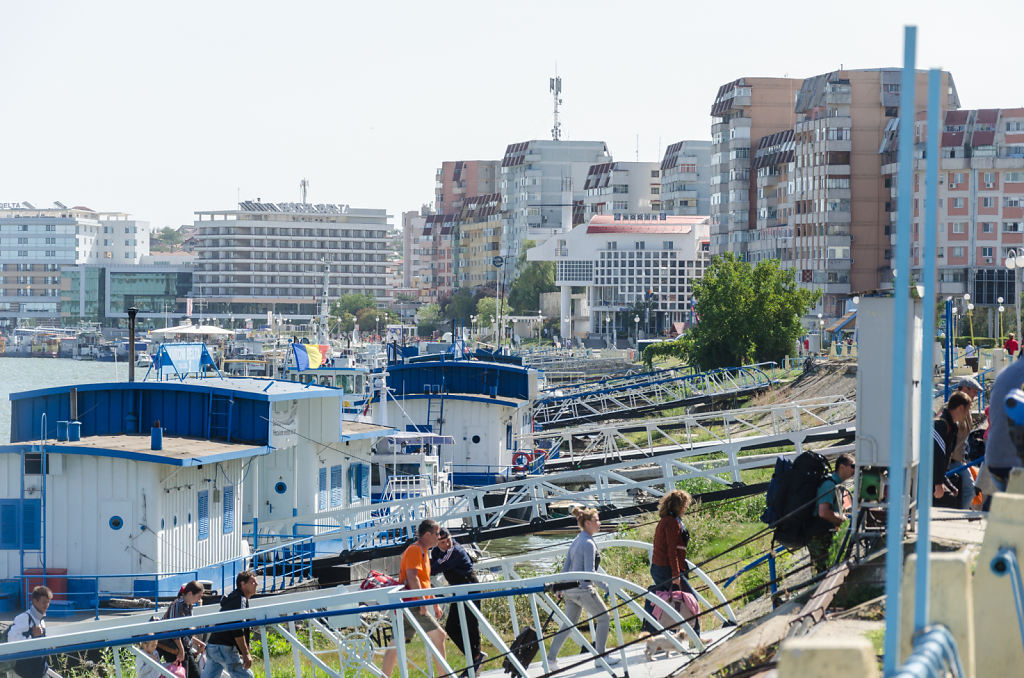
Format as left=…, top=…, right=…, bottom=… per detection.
left=550, top=75, right=562, bottom=141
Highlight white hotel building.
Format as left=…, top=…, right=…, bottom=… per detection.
left=193, top=201, right=391, bottom=320
left=527, top=213, right=711, bottom=342
left=0, top=204, right=149, bottom=324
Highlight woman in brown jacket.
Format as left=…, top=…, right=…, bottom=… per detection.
left=644, top=489, right=699, bottom=633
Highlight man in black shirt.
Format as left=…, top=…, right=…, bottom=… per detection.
left=431, top=529, right=486, bottom=673
left=202, top=571, right=258, bottom=678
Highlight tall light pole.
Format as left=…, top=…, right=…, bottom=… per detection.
left=998, top=297, right=1005, bottom=345
left=634, top=314, right=640, bottom=343
left=470, top=314, right=476, bottom=340
left=1006, top=249, right=1024, bottom=342
left=564, top=315, right=572, bottom=348
left=817, top=312, right=824, bottom=352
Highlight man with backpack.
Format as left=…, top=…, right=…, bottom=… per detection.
left=806, top=454, right=856, bottom=573
left=8, top=586, right=53, bottom=678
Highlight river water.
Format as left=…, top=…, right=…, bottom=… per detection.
left=0, top=357, right=129, bottom=441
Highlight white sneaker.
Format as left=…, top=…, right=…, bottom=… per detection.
left=603, top=654, right=622, bottom=666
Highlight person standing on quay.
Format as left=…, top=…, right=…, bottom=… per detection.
left=431, top=528, right=486, bottom=673
left=9, top=585, right=52, bottom=678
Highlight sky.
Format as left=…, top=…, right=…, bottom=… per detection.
left=2, top=0, right=1023, bottom=232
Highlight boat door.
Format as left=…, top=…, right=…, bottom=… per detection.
left=98, top=500, right=134, bottom=572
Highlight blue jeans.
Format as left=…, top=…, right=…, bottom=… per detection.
left=201, top=644, right=253, bottom=678
left=955, top=466, right=976, bottom=510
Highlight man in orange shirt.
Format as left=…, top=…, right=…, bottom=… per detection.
left=382, top=519, right=447, bottom=677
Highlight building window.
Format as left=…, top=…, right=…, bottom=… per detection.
left=318, top=468, right=327, bottom=510
left=983, top=222, right=995, bottom=233
left=983, top=197, right=996, bottom=208
left=0, top=499, right=41, bottom=550
left=952, top=222, right=965, bottom=234
left=982, top=247, right=994, bottom=258
left=951, top=246, right=965, bottom=257
left=1004, top=222, right=1023, bottom=233
left=330, top=465, right=343, bottom=507
left=952, top=198, right=965, bottom=209
left=197, top=490, right=209, bottom=541
left=222, top=485, right=234, bottom=534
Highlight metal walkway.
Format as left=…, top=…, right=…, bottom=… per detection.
left=539, top=365, right=695, bottom=396
left=532, top=366, right=776, bottom=429
left=249, top=402, right=854, bottom=557
left=0, top=542, right=735, bottom=678
left=532, top=395, right=856, bottom=465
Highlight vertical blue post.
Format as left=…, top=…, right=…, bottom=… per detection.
left=884, top=25, right=917, bottom=677
left=914, top=68, right=942, bottom=633
left=945, top=300, right=953, bottom=400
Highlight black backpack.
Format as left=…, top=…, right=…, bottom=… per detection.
left=764, top=451, right=832, bottom=549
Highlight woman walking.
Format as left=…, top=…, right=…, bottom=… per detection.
left=157, top=581, right=207, bottom=678
left=544, top=507, right=620, bottom=670
left=645, top=490, right=699, bottom=633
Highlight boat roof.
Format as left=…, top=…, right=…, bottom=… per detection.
left=387, top=432, right=456, bottom=445
left=342, top=421, right=397, bottom=442
left=0, top=434, right=267, bottom=467
left=10, top=378, right=340, bottom=404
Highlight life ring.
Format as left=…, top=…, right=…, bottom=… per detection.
left=512, top=452, right=531, bottom=472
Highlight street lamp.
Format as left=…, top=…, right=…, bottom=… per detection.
left=375, top=315, right=380, bottom=340
left=470, top=314, right=476, bottom=339
left=1006, top=250, right=1024, bottom=342
left=999, top=297, right=1005, bottom=345
left=537, top=311, right=543, bottom=345
left=817, top=312, right=824, bottom=352
left=564, top=315, right=572, bottom=348
left=634, top=314, right=640, bottom=342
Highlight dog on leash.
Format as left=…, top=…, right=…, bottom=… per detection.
left=644, top=631, right=690, bottom=661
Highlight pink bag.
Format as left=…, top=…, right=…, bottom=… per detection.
left=163, top=662, right=187, bottom=678
left=651, top=590, right=699, bottom=622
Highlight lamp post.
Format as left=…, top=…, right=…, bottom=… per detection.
left=564, top=315, right=572, bottom=348
left=375, top=315, right=380, bottom=341
left=470, top=314, right=476, bottom=340
left=1007, top=250, right=1024, bottom=343
left=817, top=312, right=824, bottom=352
left=537, top=311, right=543, bottom=345
left=998, top=297, right=1005, bottom=345
left=634, top=314, right=640, bottom=343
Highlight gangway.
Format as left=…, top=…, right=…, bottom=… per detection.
left=532, top=395, right=856, bottom=465
left=540, top=365, right=696, bottom=397
left=250, top=408, right=855, bottom=558
left=532, top=365, right=775, bottom=428
left=0, top=545, right=735, bottom=678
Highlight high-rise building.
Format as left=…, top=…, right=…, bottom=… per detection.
left=435, top=161, right=500, bottom=214
left=453, top=193, right=502, bottom=292
left=712, top=70, right=959, bottom=317
left=500, top=140, right=612, bottom=259
left=710, top=77, right=803, bottom=257
left=660, top=141, right=712, bottom=215
left=581, top=161, right=662, bottom=219
left=881, top=107, right=1024, bottom=310
left=193, top=200, right=390, bottom=320
left=0, top=204, right=150, bottom=324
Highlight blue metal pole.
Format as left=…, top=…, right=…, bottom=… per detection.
left=884, top=25, right=917, bottom=676
left=914, top=68, right=942, bottom=633
left=944, top=300, right=953, bottom=400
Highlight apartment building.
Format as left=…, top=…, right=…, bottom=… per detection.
left=527, top=213, right=711, bottom=342
left=420, top=211, right=457, bottom=302
left=193, top=200, right=390, bottom=320
left=660, top=141, right=712, bottom=215
left=750, top=130, right=795, bottom=268
left=500, top=139, right=612, bottom=261
left=402, top=207, right=435, bottom=300
left=0, top=205, right=150, bottom=324
left=61, top=263, right=192, bottom=326
left=454, top=193, right=502, bottom=291
left=881, top=107, right=1024, bottom=309
left=581, top=161, right=662, bottom=219
left=710, top=77, right=803, bottom=256
left=713, top=70, right=959, bottom=318
left=435, top=160, right=501, bottom=214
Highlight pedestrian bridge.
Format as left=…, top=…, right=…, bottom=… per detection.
left=0, top=541, right=737, bottom=678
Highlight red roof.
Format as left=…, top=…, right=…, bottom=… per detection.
left=945, top=110, right=969, bottom=125
left=942, top=132, right=964, bottom=148
left=973, top=130, right=995, bottom=146
left=586, top=214, right=706, bottom=235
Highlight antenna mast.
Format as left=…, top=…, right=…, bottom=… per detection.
left=550, top=74, right=562, bottom=141
left=300, top=178, right=309, bottom=204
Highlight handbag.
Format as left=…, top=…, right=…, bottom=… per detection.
left=164, top=661, right=187, bottom=678
left=651, top=590, right=699, bottom=623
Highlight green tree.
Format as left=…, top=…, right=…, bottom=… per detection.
left=645, top=253, right=820, bottom=369
left=507, top=240, right=556, bottom=312
left=417, top=303, right=442, bottom=336
left=330, top=293, right=378, bottom=317
left=444, top=288, right=477, bottom=322
left=475, top=297, right=498, bottom=329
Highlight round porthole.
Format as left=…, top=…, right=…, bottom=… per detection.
left=109, top=516, right=123, bottom=530
left=275, top=481, right=288, bottom=494
left=471, top=435, right=481, bottom=444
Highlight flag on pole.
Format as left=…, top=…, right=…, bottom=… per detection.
left=291, top=343, right=329, bottom=370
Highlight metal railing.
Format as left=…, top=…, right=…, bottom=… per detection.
left=0, top=546, right=734, bottom=678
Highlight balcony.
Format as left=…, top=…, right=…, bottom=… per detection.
left=825, top=257, right=852, bottom=270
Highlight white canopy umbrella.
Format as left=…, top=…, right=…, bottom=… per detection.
left=149, top=324, right=232, bottom=337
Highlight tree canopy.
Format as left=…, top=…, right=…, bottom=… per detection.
left=644, top=253, right=821, bottom=369
left=507, top=240, right=556, bottom=312
left=417, top=303, right=442, bottom=336
left=475, top=297, right=497, bottom=329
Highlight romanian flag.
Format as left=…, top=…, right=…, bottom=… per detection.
left=292, top=343, right=330, bottom=370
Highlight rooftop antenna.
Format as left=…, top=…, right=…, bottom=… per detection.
left=635, top=133, right=639, bottom=161
left=300, top=178, right=309, bottom=204
left=550, top=73, right=563, bottom=141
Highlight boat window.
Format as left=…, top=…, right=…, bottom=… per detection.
left=471, top=435, right=481, bottom=444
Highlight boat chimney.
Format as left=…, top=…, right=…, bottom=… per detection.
left=69, top=387, right=78, bottom=421
left=127, top=306, right=139, bottom=382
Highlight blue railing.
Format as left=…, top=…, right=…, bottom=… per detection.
left=18, top=535, right=316, bottom=619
